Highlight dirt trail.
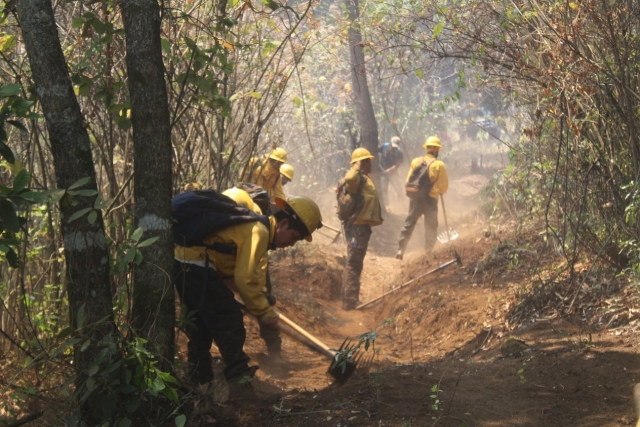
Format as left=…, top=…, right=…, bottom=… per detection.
left=178, top=172, right=640, bottom=426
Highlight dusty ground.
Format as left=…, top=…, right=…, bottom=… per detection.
left=176, top=168, right=640, bottom=427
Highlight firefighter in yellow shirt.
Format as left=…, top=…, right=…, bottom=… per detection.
left=173, top=193, right=322, bottom=397
left=279, top=163, right=294, bottom=187
left=243, top=147, right=288, bottom=203
left=396, top=136, right=449, bottom=260
left=340, top=148, right=383, bottom=310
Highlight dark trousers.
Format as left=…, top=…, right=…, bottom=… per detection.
left=174, top=261, right=250, bottom=384
left=341, top=223, right=372, bottom=309
left=398, top=196, right=438, bottom=252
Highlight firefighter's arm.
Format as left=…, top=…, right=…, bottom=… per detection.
left=432, top=161, right=449, bottom=194
left=233, top=223, right=278, bottom=323
left=344, top=164, right=362, bottom=192
left=272, top=178, right=286, bottom=201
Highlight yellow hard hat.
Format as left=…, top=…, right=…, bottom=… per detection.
left=423, top=136, right=442, bottom=150
left=222, top=187, right=260, bottom=214
left=184, top=182, right=200, bottom=192
left=268, top=147, right=288, bottom=163
left=280, top=163, right=294, bottom=181
left=350, top=147, right=374, bottom=164
left=275, top=196, right=323, bottom=242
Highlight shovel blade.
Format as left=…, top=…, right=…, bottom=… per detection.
left=437, top=228, right=459, bottom=244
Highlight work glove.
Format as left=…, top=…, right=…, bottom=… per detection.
left=266, top=292, right=277, bottom=306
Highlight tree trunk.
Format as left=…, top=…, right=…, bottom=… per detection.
left=16, top=1, right=114, bottom=424
left=346, top=0, right=385, bottom=207
left=121, top=0, right=175, bottom=368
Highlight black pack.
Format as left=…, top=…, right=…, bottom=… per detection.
left=234, top=182, right=272, bottom=215
left=405, top=158, right=436, bottom=199
left=336, top=173, right=366, bottom=223
left=172, top=190, right=270, bottom=252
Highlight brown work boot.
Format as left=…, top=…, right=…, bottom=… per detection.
left=395, top=249, right=403, bottom=260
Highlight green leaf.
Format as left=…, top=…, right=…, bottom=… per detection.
left=569, top=2, right=578, bottom=9
left=87, top=211, right=98, bottom=224
left=292, top=97, right=301, bottom=107
left=13, top=169, right=30, bottom=192
left=137, top=236, right=159, bottom=248
left=130, top=227, right=144, bottom=242
left=0, top=244, right=9, bottom=254
left=248, top=91, right=262, bottom=99
left=0, top=200, right=20, bottom=233
left=69, top=177, right=91, bottom=190
left=161, top=38, right=171, bottom=54
left=68, top=208, right=92, bottom=223
left=18, top=191, right=48, bottom=203
left=6, top=248, right=18, bottom=268
left=415, top=69, right=424, bottom=79
left=48, top=189, right=67, bottom=203
left=77, top=304, right=86, bottom=329
left=71, top=18, right=85, bottom=28
left=7, top=120, right=27, bottom=132
left=0, top=35, right=16, bottom=52
left=0, top=84, right=21, bottom=97
left=88, top=365, right=99, bottom=376
left=123, top=247, right=136, bottom=264
left=153, top=377, right=165, bottom=392
left=0, top=141, right=15, bottom=164
left=175, top=414, right=186, bottom=427
left=75, top=189, right=98, bottom=197
left=162, top=385, right=178, bottom=403
left=432, top=22, right=444, bottom=38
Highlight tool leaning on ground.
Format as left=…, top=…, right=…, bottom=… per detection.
left=235, top=299, right=364, bottom=384
left=356, top=251, right=462, bottom=310
left=437, top=194, right=459, bottom=244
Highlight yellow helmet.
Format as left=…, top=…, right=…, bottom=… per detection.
left=423, top=136, right=442, bottom=150
left=222, top=187, right=261, bottom=214
left=268, top=147, right=288, bottom=163
left=275, top=196, right=323, bottom=242
left=350, top=147, right=374, bottom=164
left=280, top=163, right=294, bottom=181
left=184, top=182, right=200, bottom=192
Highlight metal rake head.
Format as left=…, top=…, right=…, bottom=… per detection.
left=328, top=338, right=365, bottom=385
left=437, top=228, right=459, bottom=244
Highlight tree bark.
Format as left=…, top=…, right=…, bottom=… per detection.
left=16, top=1, right=114, bottom=424
left=121, top=0, right=175, bottom=368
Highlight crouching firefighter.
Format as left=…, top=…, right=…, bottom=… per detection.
left=222, top=186, right=283, bottom=362
left=172, top=190, right=323, bottom=398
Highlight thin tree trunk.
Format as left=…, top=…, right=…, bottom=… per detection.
left=16, top=1, right=115, bottom=424
left=346, top=0, right=384, bottom=199
left=121, top=0, right=175, bottom=369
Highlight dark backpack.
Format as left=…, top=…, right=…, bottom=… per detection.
left=172, top=190, right=270, bottom=254
left=336, top=173, right=366, bottom=223
left=234, top=182, right=272, bottom=215
left=405, top=158, right=436, bottom=199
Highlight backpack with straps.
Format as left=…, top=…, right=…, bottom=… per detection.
left=172, top=190, right=270, bottom=253
left=234, top=182, right=272, bottom=215
left=336, top=173, right=366, bottom=223
left=405, top=158, right=436, bottom=199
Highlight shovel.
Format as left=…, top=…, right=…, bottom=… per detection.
left=437, top=194, right=458, bottom=244
left=236, top=299, right=361, bottom=384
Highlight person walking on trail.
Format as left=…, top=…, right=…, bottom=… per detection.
left=222, top=186, right=285, bottom=365
left=378, top=136, right=404, bottom=210
left=396, top=135, right=449, bottom=261
left=279, top=163, right=294, bottom=187
left=243, top=147, right=288, bottom=204
left=340, top=147, right=383, bottom=310
left=173, top=192, right=323, bottom=400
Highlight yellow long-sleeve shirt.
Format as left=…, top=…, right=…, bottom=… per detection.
left=174, top=216, right=277, bottom=321
left=406, top=153, right=449, bottom=199
left=344, top=164, right=383, bottom=226
left=244, top=157, right=286, bottom=201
